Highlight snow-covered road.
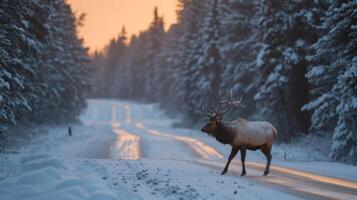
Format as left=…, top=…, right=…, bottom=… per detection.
left=1, top=99, right=356, bottom=200
left=83, top=99, right=357, bottom=200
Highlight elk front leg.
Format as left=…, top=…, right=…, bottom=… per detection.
left=240, top=148, right=247, bottom=176
left=221, top=148, right=239, bottom=175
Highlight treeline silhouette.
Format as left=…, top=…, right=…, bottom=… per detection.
left=90, top=0, right=356, bottom=162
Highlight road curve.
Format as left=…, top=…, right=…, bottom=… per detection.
left=134, top=122, right=223, bottom=159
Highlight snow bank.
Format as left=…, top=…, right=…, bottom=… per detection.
left=0, top=154, right=119, bottom=200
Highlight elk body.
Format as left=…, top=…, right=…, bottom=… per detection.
left=200, top=91, right=277, bottom=176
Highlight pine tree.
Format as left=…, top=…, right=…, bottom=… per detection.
left=0, top=0, right=47, bottom=130
left=105, top=34, right=126, bottom=95
left=123, top=34, right=140, bottom=99
left=304, top=1, right=357, bottom=162
left=151, top=24, right=180, bottom=106
left=35, top=0, right=89, bottom=122
left=110, top=26, right=128, bottom=98
left=152, top=0, right=190, bottom=111
left=0, top=0, right=89, bottom=138
left=144, top=7, right=165, bottom=101
left=188, top=0, right=223, bottom=120
left=89, top=51, right=106, bottom=97
left=253, top=0, right=317, bottom=141
left=169, top=0, right=207, bottom=121
left=218, top=0, right=261, bottom=119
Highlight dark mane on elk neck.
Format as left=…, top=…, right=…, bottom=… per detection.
left=210, top=122, right=235, bottom=145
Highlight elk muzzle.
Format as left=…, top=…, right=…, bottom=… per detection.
left=201, top=126, right=208, bottom=133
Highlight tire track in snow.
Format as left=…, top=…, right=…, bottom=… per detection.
left=194, top=159, right=357, bottom=200
left=123, top=104, right=132, bottom=124
left=110, top=104, right=141, bottom=160
left=134, top=122, right=223, bottom=160
left=85, top=100, right=357, bottom=200
left=131, top=119, right=357, bottom=200
left=111, top=128, right=141, bottom=160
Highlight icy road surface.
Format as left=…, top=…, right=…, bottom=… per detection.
left=1, top=99, right=356, bottom=200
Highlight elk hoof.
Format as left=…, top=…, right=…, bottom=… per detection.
left=221, top=171, right=227, bottom=175
left=263, top=171, right=269, bottom=176
left=240, top=171, right=246, bottom=176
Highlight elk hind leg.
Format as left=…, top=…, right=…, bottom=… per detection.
left=240, top=148, right=247, bottom=176
left=261, top=145, right=272, bottom=176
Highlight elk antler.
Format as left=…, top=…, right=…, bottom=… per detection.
left=219, top=89, right=244, bottom=115
left=199, top=105, right=216, bottom=117
left=198, top=89, right=244, bottom=118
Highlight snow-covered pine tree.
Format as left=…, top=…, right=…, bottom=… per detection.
left=304, top=1, right=357, bottom=162
left=34, top=0, right=89, bottom=122
left=148, top=0, right=191, bottom=112
left=103, top=29, right=127, bottom=98
left=89, top=51, right=106, bottom=97
left=253, top=0, right=317, bottom=141
left=218, top=0, right=261, bottom=119
left=151, top=24, right=181, bottom=107
left=127, top=32, right=151, bottom=100
left=169, top=0, right=207, bottom=120
left=122, top=34, right=140, bottom=99
left=188, top=0, right=223, bottom=121
left=143, top=7, right=165, bottom=101
left=110, top=26, right=129, bottom=98
left=0, top=0, right=47, bottom=130
left=0, top=0, right=89, bottom=138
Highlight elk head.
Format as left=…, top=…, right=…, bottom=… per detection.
left=200, top=89, right=243, bottom=134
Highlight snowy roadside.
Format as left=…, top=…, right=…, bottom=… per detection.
left=0, top=124, right=122, bottom=200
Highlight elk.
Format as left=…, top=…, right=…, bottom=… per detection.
left=200, top=90, right=277, bottom=176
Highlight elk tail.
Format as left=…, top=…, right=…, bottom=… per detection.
left=273, top=127, right=277, bottom=140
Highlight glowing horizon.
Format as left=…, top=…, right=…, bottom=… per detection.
left=67, top=0, right=177, bottom=53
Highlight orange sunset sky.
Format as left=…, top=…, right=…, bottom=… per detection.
left=67, top=0, right=178, bottom=53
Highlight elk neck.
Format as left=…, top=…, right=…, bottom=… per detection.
left=212, top=121, right=236, bottom=145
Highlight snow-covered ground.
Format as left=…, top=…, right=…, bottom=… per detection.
left=0, top=99, right=356, bottom=200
